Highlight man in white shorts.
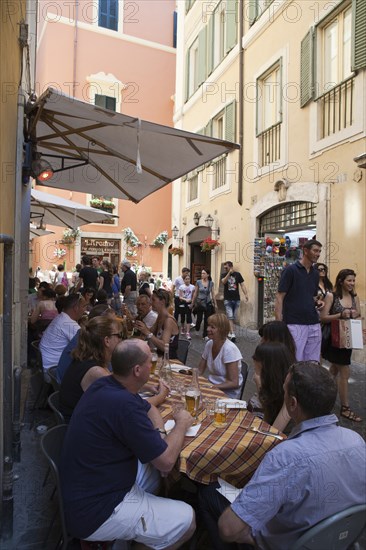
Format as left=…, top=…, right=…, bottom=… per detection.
left=60, top=339, right=195, bottom=549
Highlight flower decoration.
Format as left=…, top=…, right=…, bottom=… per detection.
left=126, top=250, right=137, bottom=258
left=123, top=227, right=141, bottom=248
left=151, top=230, right=168, bottom=247
left=53, top=248, right=66, bottom=259
left=90, top=198, right=116, bottom=210
left=200, top=237, right=220, bottom=253
left=169, top=247, right=184, bottom=256
left=62, top=228, right=80, bottom=244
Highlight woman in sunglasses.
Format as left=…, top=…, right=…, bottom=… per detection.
left=59, top=316, right=126, bottom=422
left=315, top=263, right=333, bottom=300
left=135, top=288, right=179, bottom=359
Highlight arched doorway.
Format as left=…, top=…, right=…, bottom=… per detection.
left=255, top=201, right=317, bottom=326
left=187, top=227, right=211, bottom=283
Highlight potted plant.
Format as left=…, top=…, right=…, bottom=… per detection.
left=151, top=230, right=168, bottom=247
left=123, top=227, right=141, bottom=248
left=169, top=247, right=184, bottom=256
left=90, top=198, right=116, bottom=211
left=53, top=248, right=67, bottom=259
left=61, top=228, right=80, bottom=244
left=200, top=237, right=220, bottom=253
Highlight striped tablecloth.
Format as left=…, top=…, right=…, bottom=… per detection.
left=156, top=372, right=285, bottom=488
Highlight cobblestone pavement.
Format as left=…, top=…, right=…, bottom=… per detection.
left=1, top=326, right=365, bottom=549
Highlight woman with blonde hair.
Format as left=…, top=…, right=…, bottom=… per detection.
left=198, top=313, right=242, bottom=398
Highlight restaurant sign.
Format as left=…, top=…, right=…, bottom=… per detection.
left=81, top=238, right=120, bottom=256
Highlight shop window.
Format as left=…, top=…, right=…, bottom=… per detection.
left=98, top=0, right=118, bottom=31
left=256, top=61, right=282, bottom=167
left=259, top=202, right=316, bottom=236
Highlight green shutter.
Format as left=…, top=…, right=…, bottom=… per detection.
left=225, top=0, right=237, bottom=53
left=225, top=101, right=236, bottom=142
left=248, top=0, right=257, bottom=26
left=300, top=28, right=314, bottom=108
left=198, top=27, right=207, bottom=86
left=352, top=0, right=366, bottom=71
left=205, top=119, right=213, bottom=137
left=185, top=50, right=190, bottom=101
left=207, top=14, right=214, bottom=75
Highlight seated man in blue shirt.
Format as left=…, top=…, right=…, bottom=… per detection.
left=60, top=339, right=195, bottom=549
left=200, top=362, right=366, bottom=550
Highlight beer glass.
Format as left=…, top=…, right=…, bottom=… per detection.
left=213, top=400, right=227, bottom=428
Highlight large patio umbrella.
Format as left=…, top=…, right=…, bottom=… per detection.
left=27, top=88, right=240, bottom=203
left=29, top=223, right=55, bottom=238
left=30, top=189, right=117, bottom=228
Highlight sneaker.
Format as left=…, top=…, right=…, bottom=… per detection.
left=203, top=336, right=209, bottom=341
left=186, top=333, right=191, bottom=340
left=231, top=334, right=236, bottom=343
left=190, top=323, right=196, bottom=329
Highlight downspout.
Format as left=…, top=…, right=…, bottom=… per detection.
left=72, top=1, right=79, bottom=97
left=237, top=0, right=244, bottom=206
left=0, top=235, right=14, bottom=541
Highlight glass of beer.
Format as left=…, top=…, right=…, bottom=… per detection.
left=185, top=388, right=201, bottom=422
left=151, top=349, right=158, bottom=375
left=213, top=400, right=227, bottom=428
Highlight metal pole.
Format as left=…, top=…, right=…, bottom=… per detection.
left=0, top=234, right=14, bottom=540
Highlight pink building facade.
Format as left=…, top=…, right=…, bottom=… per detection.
left=33, top=0, right=177, bottom=274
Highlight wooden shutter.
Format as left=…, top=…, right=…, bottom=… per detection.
left=225, top=0, right=237, bottom=53
left=205, top=119, right=213, bottom=137
left=300, top=28, right=315, bottom=108
left=198, top=27, right=207, bottom=86
left=207, top=14, right=214, bottom=76
left=225, top=101, right=236, bottom=142
left=185, top=51, right=190, bottom=102
left=248, top=0, right=257, bottom=26
left=352, top=0, right=366, bottom=71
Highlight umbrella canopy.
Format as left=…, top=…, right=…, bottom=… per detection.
left=30, top=189, right=117, bottom=228
left=29, top=223, right=55, bottom=238
left=28, top=88, right=240, bottom=203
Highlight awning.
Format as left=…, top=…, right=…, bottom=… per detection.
left=29, top=223, right=55, bottom=238
left=27, top=88, right=240, bottom=203
left=30, top=189, right=117, bottom=228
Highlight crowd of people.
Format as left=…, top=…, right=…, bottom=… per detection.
left=27, top=240, right=365, bottom=549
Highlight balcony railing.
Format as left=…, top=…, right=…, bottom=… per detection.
left=317, top=76, right=354, bottom=139
left=258, top=122, right=281, bottom=167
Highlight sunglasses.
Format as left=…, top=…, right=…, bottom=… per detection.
left=317, top=267, right=326, bottom=272
left=110, top=332, right=124, bottom=339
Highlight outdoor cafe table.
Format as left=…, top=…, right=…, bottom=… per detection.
left=153, top=371, right=285, bottom=489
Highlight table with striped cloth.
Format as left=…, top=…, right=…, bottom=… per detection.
left=156, top=373, right=285, bottom=488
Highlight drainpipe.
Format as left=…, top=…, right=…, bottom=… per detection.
left=237, top=0, right=244, bottom=206
left=12, top=368, right=22, bottom=463
left=0, top=234, right=14, bottom=540
left=72, top=1, right=79, bottom=97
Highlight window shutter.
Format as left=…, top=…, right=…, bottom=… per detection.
left=207, top=15, right=214, bottom=76
left=225, top=0, right=237, bottom=53
left=185, top=0, right=190, bottom=14
left=225, top=101, right=236, bottom=142
left=352, top=0, right=366, bottom=71
left=300, top=28, right=314, bottom=108
left=248, top=0, right=257, bottom=26
left=95, top=95, right=116, bottom=111
left=185, top=51, right=190, bottom=102
left=198, top=27, right=207, bottom=86
left=205, top=120, right=213, bottom=137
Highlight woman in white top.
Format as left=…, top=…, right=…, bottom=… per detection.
left=198, top=313, right=242, bottom=399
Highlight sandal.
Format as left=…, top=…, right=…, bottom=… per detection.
left=340, top=405, right=362, bottom=422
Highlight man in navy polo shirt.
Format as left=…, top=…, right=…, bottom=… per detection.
left=275, top=239, right=322, bottom=361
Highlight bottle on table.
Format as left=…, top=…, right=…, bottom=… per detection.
left=151, top=348, right=158, bottom=375
left=160, top=343, right=172, bottom=386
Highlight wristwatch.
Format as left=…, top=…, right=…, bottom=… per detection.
left=156, top=428, right=167, bottom=435
left=146, top=333, right=153, bottom=340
